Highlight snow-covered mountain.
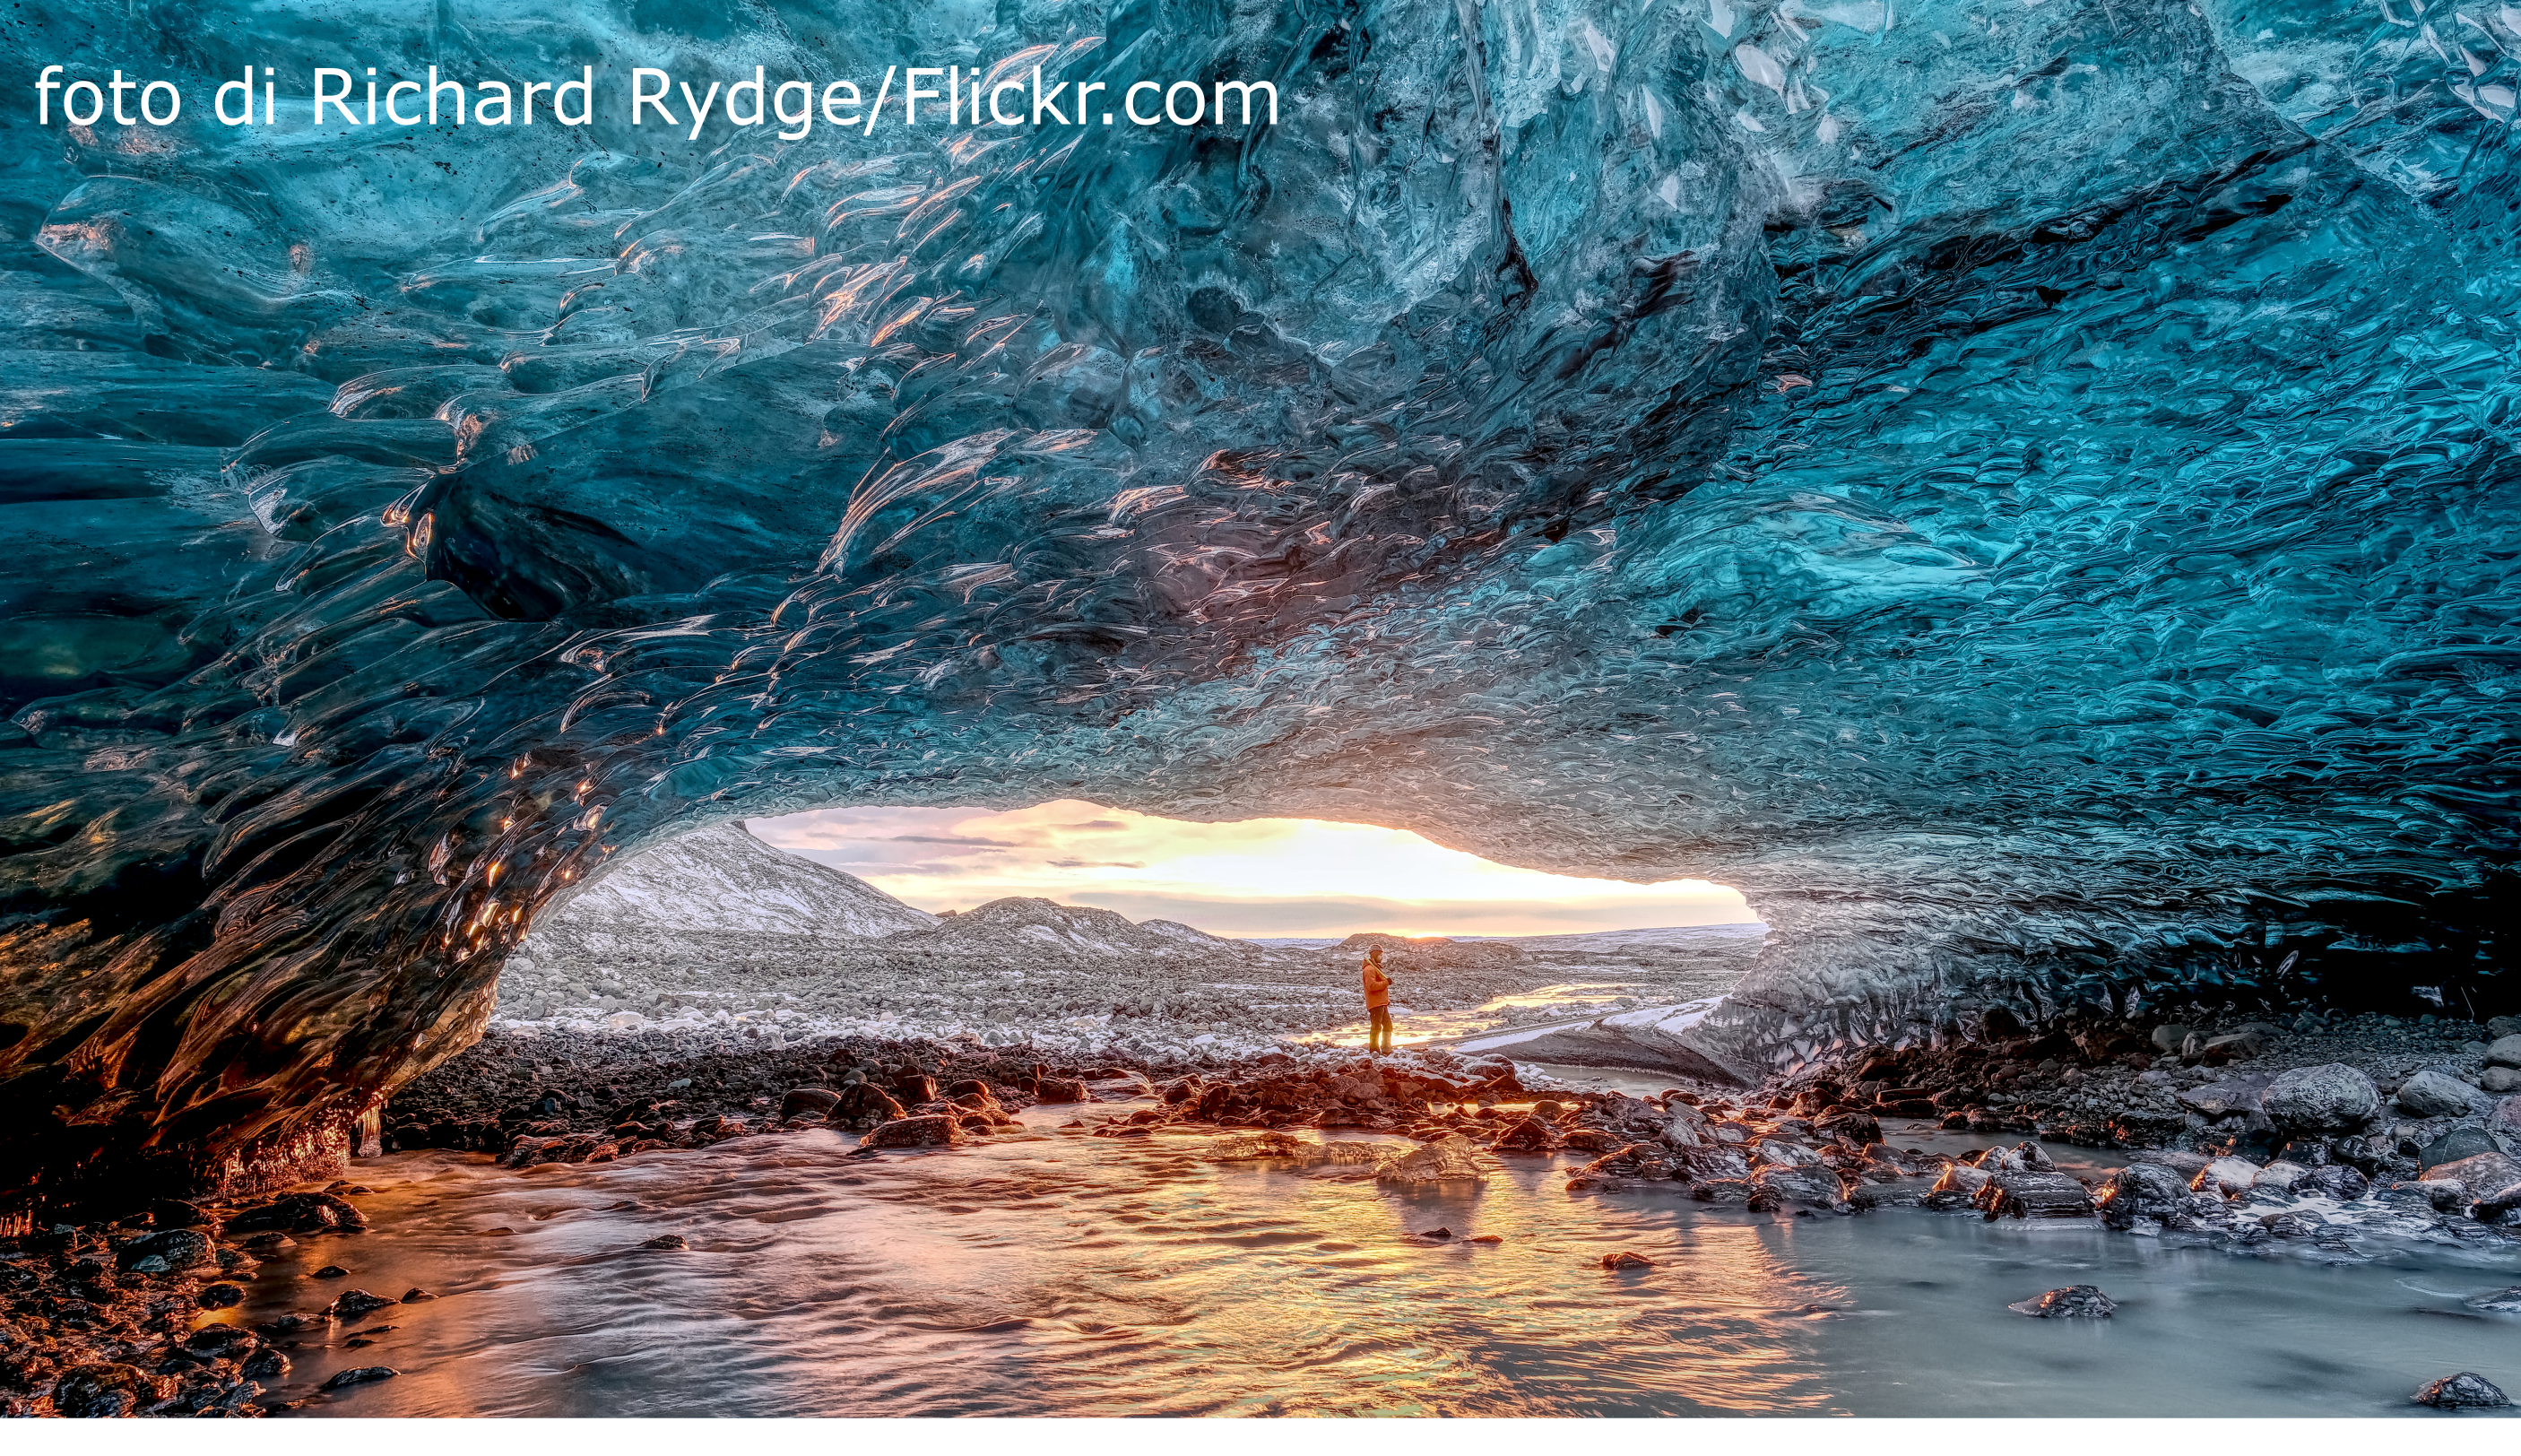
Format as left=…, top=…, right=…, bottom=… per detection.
left=532, top=821, right=938, bottom=944
left=886, top=897, right=1259, bottom=959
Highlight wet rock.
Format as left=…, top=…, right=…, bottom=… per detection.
left=829, top=1082, right=907, bottom=1129
left=2484, top=1068, right=2521, bottom=1095
left=320, top=1366, right=399, bottom=1391
left=241, top=1348, right=290, bottom=1382
left=2422, top=1126, right=2501, bottom=1172
left=1816, top=1111, right=1883, bottom=1147
left=1660, top=1105, right=1711, bottom=1148
left=2259, top=1064, right=2380, bottom=1134
left=50, top=1361, right=170, bottom=1417
left=1974, top=1172, right=2096, bottom=1221
left=311, top=1265, right=350, bottom=1278
left=2397, top=1070, right=2490, bottom=1119
left=228, top=1192, right=367, bottom=1235
left=2097, top=1163, right=2191, bottom=1228
left=1753, top=1165, right=1848, bottom=1208
left=1600, top=1251, right=1656, bottom=1270
left=2260, top=1210, right=2326, bottom=1240
left=2300, top=1164, right=2370, bottom=1200
left=197, top=1281, right=246, bottom=1309
left=2252, top=1160, right=2313, bottom=1194
left=1033, top=1077, right=1090, bottom=1104
left=2493, top=1017, right=2521, bottom=1039
left=779, top=1087, right=840, bottom=1120
left=2491, top=1096, right=2521, bottom=1140
left=330, top=1288, right=397, bottom=1317
left=183, top=1324, right=257, bottom=1357
left=639, top=1234, right=689, bottom=1251
left=2463, top=1287, right=2521, bottom=1313
left=2190, top=1157, right=2259, bottom=1197
left=1752, top=1139, right=1824, bottom=1168
left=1849, top=1183, right=1925, bottom=1209
left=2485, top=1036, right=2521, bottom=1070
left=1489, top=1115, right=1558, bottom=1154
left=112, top=1229, right=214, bottom=1273
left=2178, top=1073, right=2274, bottom=1118
left=2431, top=1152, right=2521, bottom=1219
left=2008, top=1286, right=2116, bottom=1318
left=1688, top=1179, right=1755, bottom=1205
left=2413, top=1373, right=2508, bottom=1408
left=860, top=1114, right=965, bottom=1149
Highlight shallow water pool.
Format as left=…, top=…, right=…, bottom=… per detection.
left=229, top=1103, right=2521, bottom=1417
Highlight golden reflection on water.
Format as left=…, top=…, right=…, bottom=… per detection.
left=223, top=1102, right=2521, bottom=1418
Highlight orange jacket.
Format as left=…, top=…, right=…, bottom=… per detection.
left=1363, top=961, right=1391, bottom=1010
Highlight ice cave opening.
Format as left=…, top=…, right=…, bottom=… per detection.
left=4, top=0, right=2517, bottom=1218
left=483, top=802, right=1765, bottom=1062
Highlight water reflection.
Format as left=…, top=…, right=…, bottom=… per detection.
left=223, top=1100, right=2519, bottom=1417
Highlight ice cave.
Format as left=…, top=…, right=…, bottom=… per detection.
left=3, top=0, right=2517, bottom=1224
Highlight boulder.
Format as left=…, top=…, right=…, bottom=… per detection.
left=2483, top=1067, right=2521, bottom=1095
left=227, top=1192, right=366, bottom=1235
left=2179, top=1074, right=2274, bottom=1118
left=48, top=1363, right=170, bottom=1417
left=2413, top=1373, right=2509, bottom=1408
left=329, top=1288, right=396, bottom=1317
left=2422, top=1126, right=2501, bottom=1172
left=2258, top=1064, right=2379, bottom=1133
left=1752, top=1139, right=1824, bottom=1168
left=1848, top=1183, right=1925, bottom=1209
left=1688, top=1179, right=1756, bottom=1205
left=2096, top=1163, right=2191, bottom=1228
left=830, top=1082, right=906, bottom=1129
left=2252, top=1159, right=2313, bottom=1194
left=2149, top=1024, right=2196, bottom=1053
left=779, top=1088, right=841, bottom=1121
left=2300, top=1164, right=2370, bottom=1200
left=1489, top=1115, right=1558, bottom=1153
left=2484, top=1035, right=2521, bottom=1070
left=2190, top=1157, right=2261, bottom=1197
left=2397, top=1070, right=2489, bottom=1119
left=2429, top=1151, right=2521, bottom=1210
left=859, top=1114, right=966, bottom=1150
left=1974, top=1172, right=2096, bottom=1220
left=1660, top=1106, right=1711, bottom=1148
left=2007, top=1285, right=2115, bottom=1318
left=2487, top=1016, right=2521, bottom=1040
left=1930, top=1164, right=1993, bottom=1200
left=1752, top=1165, right=1848, bottom=1208
left=114, top=1229, right=213, bottom=1272
left=1033, top=1077, right=1090, bottom=1105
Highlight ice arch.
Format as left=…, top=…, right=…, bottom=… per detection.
left=2, top=0, right=2516, bottom=1205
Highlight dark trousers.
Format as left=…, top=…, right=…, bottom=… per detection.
left=1368, top=1006, right=1392, bottom=1053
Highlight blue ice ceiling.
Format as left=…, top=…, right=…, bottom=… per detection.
left=1, top=0, right=2516, bottom=1193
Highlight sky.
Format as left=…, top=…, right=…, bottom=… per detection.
left=747, top=800, right=1754, bottom=940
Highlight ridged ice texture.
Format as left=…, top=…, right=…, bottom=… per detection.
left=3, top=0, right=2518, bottom=1192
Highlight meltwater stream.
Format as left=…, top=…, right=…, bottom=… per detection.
left=230, top=1100, right=2519, bottom=1418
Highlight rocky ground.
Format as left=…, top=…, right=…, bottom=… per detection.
left=0, top=1187, right=424, bottom=1417
left=489, top=922, right=1767, bottom=1061
left=16, top=1005, right=2520, bottom=1419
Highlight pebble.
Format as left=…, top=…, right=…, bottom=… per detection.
left=320, top=1366, right=401, bottom=1391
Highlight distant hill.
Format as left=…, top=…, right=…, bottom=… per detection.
left=890, top=896, right=1259, bottom=959
left=528, top=821, right=939, bottom=949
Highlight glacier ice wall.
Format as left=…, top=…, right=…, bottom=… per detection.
left=3, top=0, right=2517, bottom=1197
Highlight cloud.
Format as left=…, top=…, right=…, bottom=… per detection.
left=883, top=835, right=1020, bottom=847
left=750, top=799, right=1753, bottom=938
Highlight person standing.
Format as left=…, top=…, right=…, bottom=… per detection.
left=1362, top=944, right=1393, bottom=1054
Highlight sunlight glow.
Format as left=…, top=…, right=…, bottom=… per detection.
left=749, top=801, right=1754, bottom=939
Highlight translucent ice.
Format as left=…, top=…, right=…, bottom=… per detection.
left=2, top=0, right=2517, bottom=1191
